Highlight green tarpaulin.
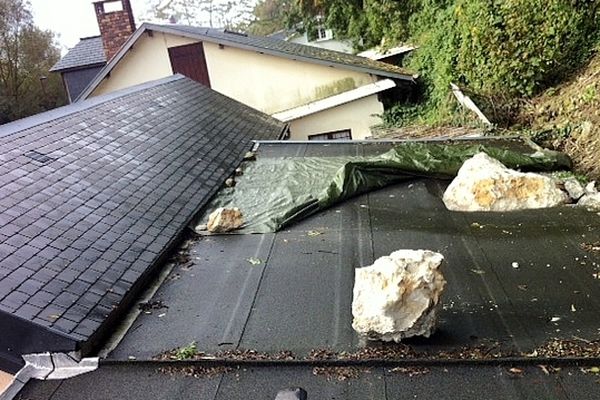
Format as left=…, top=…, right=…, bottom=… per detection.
left=202, top=139, right=571, bottom=233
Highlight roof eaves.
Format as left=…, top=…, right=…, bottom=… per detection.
left=49, top=61, right=106, bottom=73
left=272, top=79, right=396, bottom=122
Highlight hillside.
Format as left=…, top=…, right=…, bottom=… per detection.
left=520, top=52, right=600, bottom=179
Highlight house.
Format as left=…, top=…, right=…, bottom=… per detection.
left=268, top=23, right=353, bottom=54
left=50, top=0, right=137, bottom=103
left=7, top=139, right=600, bottom=399
left=59, top=1, right=415, bottom=141
left=49, top=36, right=107, bottom=103
left=0, top=74, right=285, bottom=379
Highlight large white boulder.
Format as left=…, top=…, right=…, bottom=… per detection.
left=206, top=207, right=243, bottom=233
left=352, top=250, right=446, bottom=342
left=443, top=152, right=567, bottom=211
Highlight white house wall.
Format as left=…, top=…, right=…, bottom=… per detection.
left=92, top=32, right=198, bottom=97
left=90, top=32, right=377, bottom=116
left=287, top=94, right=384, bottom=140
left=202, top=41, right=375, bottom=114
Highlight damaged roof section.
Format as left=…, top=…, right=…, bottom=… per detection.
left=110, top=141, right=600, bottom=361
left=0, top=75, right=285, bottom=372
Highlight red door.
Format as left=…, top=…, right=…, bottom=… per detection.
left=168, top=43, right=211, bottom=87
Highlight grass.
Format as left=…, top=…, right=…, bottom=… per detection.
left=174, top=341, right=197, bottom=360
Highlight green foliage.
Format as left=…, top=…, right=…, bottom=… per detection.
left=287, top=0, right=420, bottom=50
left=246, top=0, right=291, bottom=36
left=144, top=0, right=254, bottom=28
left=380, top=103, right=422, bottom=127
left=0, top=0, right=65, bottom=124
left=174, top=341, right=197, bottom=360
left=290, top=0, right=600, bottom=126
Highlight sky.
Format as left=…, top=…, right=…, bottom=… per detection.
left=29, top=0, right=151, bottom=53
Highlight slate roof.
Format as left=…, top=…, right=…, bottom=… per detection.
left=50, top=36, right=107, bottom=72
left=77, top=23, right=415, bottom=101
left=14, top=140, right=600, bottom=400
left=0, top=75, right=285, bottom=372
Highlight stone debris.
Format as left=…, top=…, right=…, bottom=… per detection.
left=443, top=153, right=567, bottom=212
left=206, top=207, right=243, bottom=233
left=234, top=167, right=244, bottom=176
left=225, top=177, right=236, bottom=187
left=576, top=180, right=600, bottom=210
left=352, top=249, right=446, bottom=342
left=563, top=178, right=585, bottom=201
left=243, top=151, right=256, bottom=161
left=578, top=192, right=600, bottom=211
left=585, top=181, right=597, bottom=194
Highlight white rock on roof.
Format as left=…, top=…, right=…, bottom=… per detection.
left=352, top=249, right=446, bottom=342
left=442, top=152, right=567, bottom=212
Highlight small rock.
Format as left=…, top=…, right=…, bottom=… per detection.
left=563, top=178, right=585, bottom=201
left=578, top=193, right=600, bottom=211
left=585, top=181, right=597, bottom=194
left=225, top=177, right=236, bottom=187
left=243, top=151, right=256, bottom=161
left=275, top=388, right=307, bottom=400
left=443, top=153, right=567, bottom=212
left=206, top=207, right=243, bottom=233
left=234, top=167, right=243, bottom=176
left=352, top=249, right=446, bottom=342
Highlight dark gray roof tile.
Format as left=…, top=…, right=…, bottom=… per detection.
left=50, top=36, right=107, bottom=72
left=0, top=74, right=284, bottom=369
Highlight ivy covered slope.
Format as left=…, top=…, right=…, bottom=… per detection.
left=518, top=52, right=600, bottom=180
left=404, top=0, right=599, bottom=124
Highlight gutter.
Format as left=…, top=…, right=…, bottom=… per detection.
left=0, top=353, right=98, bottom=400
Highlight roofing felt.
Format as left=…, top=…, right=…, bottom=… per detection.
left=0, top=75, right=285, bottom=372
left=16, top=363, right=600, bottom=400
left=50, top=36, right=107, bottom=72
left=109, top=141, right=600, bottom=362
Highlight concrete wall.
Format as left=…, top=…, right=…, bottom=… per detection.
left=202, top=41, right=375, bottom=114
left=92, top=32, right=197, bottom=97
left=91, top=32, right=376, bottom=115
left=287, top=94, right=384, bottom=140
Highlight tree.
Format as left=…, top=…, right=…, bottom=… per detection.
left=287, top=0, right=420, bottom=50
left=144, top=0, right=254, bottom=28
left=0, top=0, right=65, bottom=124
left=246, top=0, right=291, bottom=36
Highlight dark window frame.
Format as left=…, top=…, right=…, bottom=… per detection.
left=308, top=129, right=352, bottom=141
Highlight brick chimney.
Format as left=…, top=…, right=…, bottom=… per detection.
left=94, top=0, right=136, bottom=61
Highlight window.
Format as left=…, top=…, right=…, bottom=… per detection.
left=308, top=129, right=352, bottom=141
left=315, top=26, right=332, bottom=41
left=317, top=27, right=328, bottom=40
